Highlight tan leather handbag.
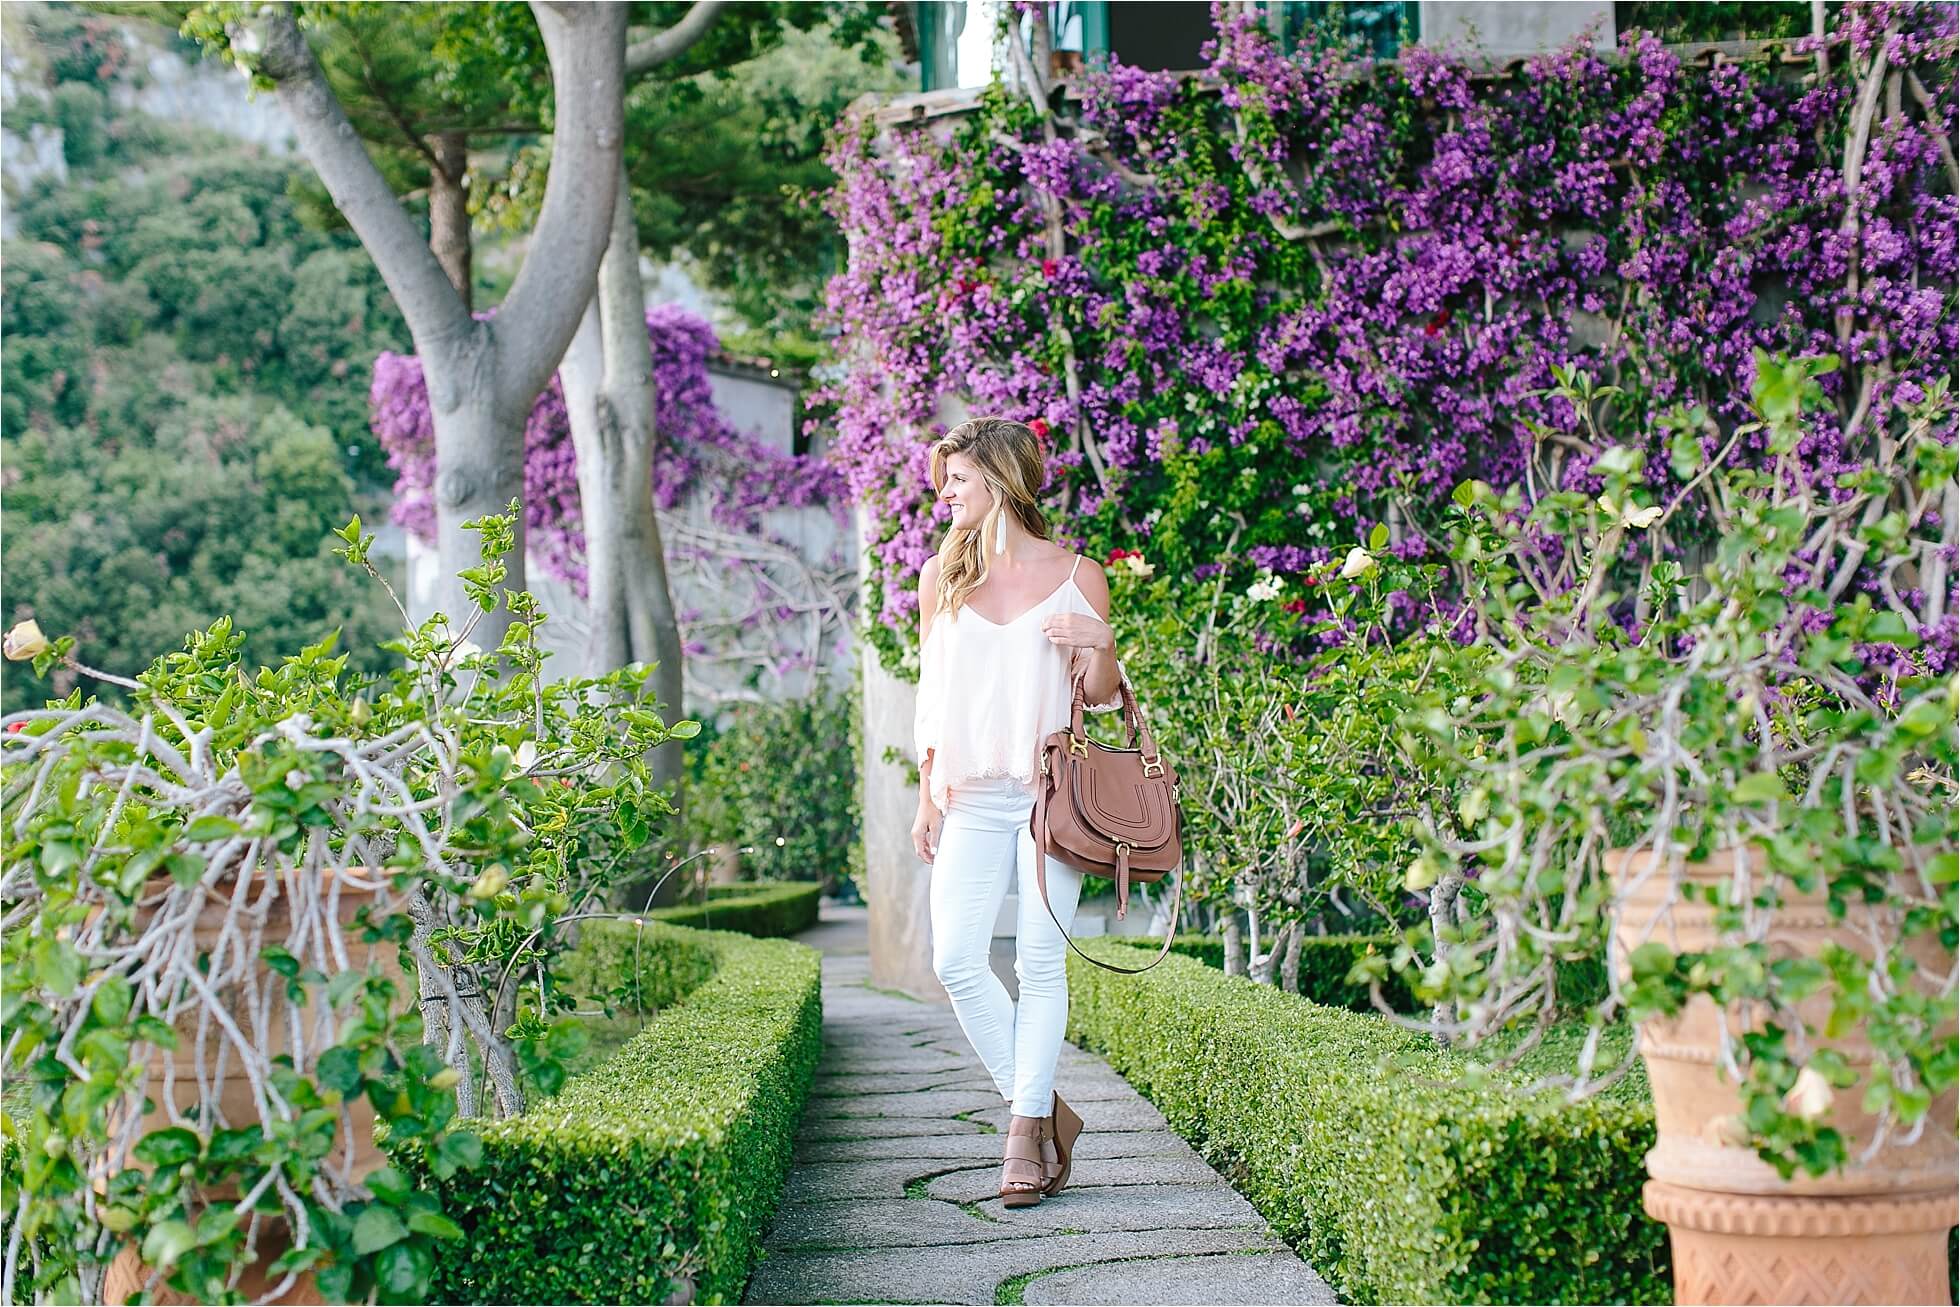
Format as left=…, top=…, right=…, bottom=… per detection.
left=1029, top=663, right=1185, bottom=974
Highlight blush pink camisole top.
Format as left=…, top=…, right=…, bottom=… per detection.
left=914, top=553, right=1126, bottom=816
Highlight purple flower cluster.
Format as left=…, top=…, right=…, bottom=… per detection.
left=371, top=305, right=847, bottom=599
left=814, top=1, right=1956, bottom=648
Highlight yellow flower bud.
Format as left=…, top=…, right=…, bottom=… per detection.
left=467, top=863, right=509, bottom=900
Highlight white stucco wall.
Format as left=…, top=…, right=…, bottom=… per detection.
left=1417, top=1, right=1614, bottom=54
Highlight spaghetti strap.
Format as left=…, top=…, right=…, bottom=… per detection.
left=1068, top=554, right=1081, bottom=583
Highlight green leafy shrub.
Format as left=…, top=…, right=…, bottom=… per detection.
left=645, top=880, right=822, bottom=938
left=678, top=684, right=860, bottom=893
left=1066, top=938, right=1667, bottom=1306
left=412, top=920, right=822, bottom=1305
left=2, top=504, right=694, bottom=1302
left=1133, top=933, right=1417, bottom=1012
left=1392, top=358, right=1958, bottom=1176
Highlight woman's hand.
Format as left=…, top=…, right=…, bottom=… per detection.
left=1039, top=612, right=1113, bottom=652
left=912, top=802, right=942, bottom=864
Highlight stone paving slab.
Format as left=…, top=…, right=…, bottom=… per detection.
left=791, top=1127, right=1191, bottom=1166
left=1024, top=1252, right=1339, bottom=1306
left=799, top=1115, right=996, bottom=1142
left=780, top=1156, right=1218, bottom=1205
left=742, top=903, right=1334, bottom=1306
left=766, top=1184, right=1266, bottom=1252
left=745, top=1228, right=1288, bottom=1306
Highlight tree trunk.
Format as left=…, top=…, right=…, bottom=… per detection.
left=259, top=0, right=628, bottom=651
left=426, top=325, right=529, bottom=639
left=1222, top=910, right=1246, bottom=977
left=1249, top=906, right=1277, bottom=985
left=559, top=161, right=687, bottom=905
left=429, top=129, right=472, bottom=310
left=1279, top=921, right=1303, bottom=994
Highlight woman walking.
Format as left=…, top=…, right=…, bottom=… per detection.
left=910, top=416, right=1127, bottom=1208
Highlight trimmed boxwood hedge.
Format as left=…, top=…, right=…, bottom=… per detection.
left=1134, top=932, right=1416, bottom=1012
left=645, top=879, right=822, bottom=937
left=412, top=921, right=822, bottom=1305
left=1066, top=937, right=1668, bottom=1306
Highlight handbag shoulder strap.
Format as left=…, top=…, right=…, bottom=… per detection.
left=1032, top=759, right=1184, bottom=975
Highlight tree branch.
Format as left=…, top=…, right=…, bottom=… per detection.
left=1905, top=71, right=1960, bottom=190
left=256, top=3, right=471, bottom=352
left=492, top=1, right=629, bottom=415
left=625, top=0, right=730, bottom=77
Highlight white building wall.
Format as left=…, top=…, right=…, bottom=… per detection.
left=1417, top=1, right=1614, bottom=54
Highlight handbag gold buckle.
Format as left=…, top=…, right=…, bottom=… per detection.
left=1068, top=733, right=1088, bottom=758
left=1142, top=754, right=1163, bottom=778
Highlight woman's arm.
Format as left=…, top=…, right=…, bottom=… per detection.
left=917, top=555, right=943, bottom=810
left=1070, top=559, right=1123, bottom=708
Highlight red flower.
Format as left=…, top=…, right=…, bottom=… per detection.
left=1283, top=598, right=1308, bottom=614
left=1029, top=417, right=1050, bottom=439
left=5, top=722, right=24, bottom=733
left=1423, top=308, right=1453, bottom=337
left=1041, top=258, right=1059, bottom=278
left=1105, top=547, right=1136, bottom=562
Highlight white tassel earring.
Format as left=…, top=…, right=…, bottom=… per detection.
left=994, top=507, right=1008, bottom=555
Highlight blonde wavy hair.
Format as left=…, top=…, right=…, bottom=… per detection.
left=927, top=417, right=1053, bottom=620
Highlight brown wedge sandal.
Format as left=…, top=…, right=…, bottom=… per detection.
left=999, top=1122, right=1047, bottom=1208
left=1042, top=1092, right=1084, bottom=1198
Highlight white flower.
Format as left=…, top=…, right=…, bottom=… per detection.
left=1597, top=494, right=1665, bottom=530
left=3, top=620, right=48, bottom=661
left=1290, top=482, right=1313, bottom=497
left=284, top=768, right=307, bottom=791
left=451, top=638, right=484, bottom=663
left=1339, top=547, right=1376, bottom=580
left=1121, top=555, right=1155, bottom=579
left=1782, top=1066, right=1836, bottom=1122
left=1246, top=575, right=1284, bottom=602
left=515, top=739, right=538, bottom=771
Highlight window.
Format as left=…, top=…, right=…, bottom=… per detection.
left=1275, top=1, right=1418, bottom=59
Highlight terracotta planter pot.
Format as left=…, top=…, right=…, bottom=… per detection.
left=102, top=867, right=405, bottom=1306
left=1607, top=846, right=1957, bottom=1305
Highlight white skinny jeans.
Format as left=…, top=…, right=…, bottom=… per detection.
left=929, top=777, right=1085, bottom=1119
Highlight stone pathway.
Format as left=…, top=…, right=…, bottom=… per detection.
left=742, top=900, right=1335, bottom=1307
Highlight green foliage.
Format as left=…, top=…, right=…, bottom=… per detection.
left=1403, top=358, right=1958, bottom=1178
left=678, top=684, right=861, bottom=892
left=4, top=138, right=407, bottom=464
left=624, top=16, right=908, bottom=337
left=1099, top=539, right=1484, bottom=958
left=408, top=920, right=823, bottom=1305
left=644, top=881, right=823, bottom=938
left=1135, top=933, right=1419, bottom=1012
left=0, top=397, right=400, bottom=714
left=1616, top=1, right=1814, bottom=43
left=1, top=55, right=411, bottom=711
left=3, top=501, right=698, bottom=1302
left=1066, top=937, right=1669, bottom=1306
